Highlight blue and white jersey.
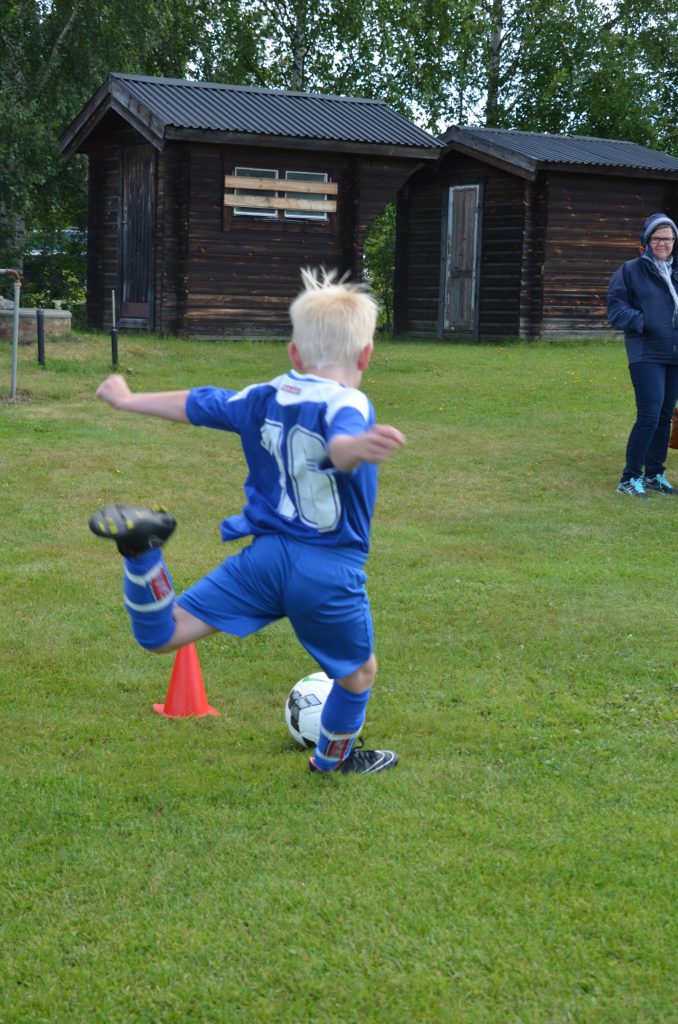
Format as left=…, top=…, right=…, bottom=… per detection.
left=185, top=371, right=378, bottom=558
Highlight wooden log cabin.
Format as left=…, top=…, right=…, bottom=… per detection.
left=394, top=126, right=678, bottom=340
left=58, top=73, right=442, bottom=337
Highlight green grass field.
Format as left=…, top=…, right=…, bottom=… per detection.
left=1, top=331, right=676, bottom=1024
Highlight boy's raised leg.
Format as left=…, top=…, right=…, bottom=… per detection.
left=89, top=503, right=178, bottom=650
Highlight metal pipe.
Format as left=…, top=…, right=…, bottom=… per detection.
left=0, top=269, right=22, bottom=398
left=37, top=308, right=45, bottom=366
left=111, top=289, right=118, bottom=367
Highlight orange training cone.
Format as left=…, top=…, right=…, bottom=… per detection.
left=153, top=643, right=218, bottom=718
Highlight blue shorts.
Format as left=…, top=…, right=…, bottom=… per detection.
left=176, top=534, right=374, bottom=680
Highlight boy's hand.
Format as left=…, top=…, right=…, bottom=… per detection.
left=328, top=425, right=406, bottom=472
left=96, top=374, right=132, bottom=409
left=95, top=376, right=190, bottom=421
left=356, top=425, right=407, bottom=464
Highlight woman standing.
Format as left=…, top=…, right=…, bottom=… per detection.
left=608, top=213, right=678, bottom=497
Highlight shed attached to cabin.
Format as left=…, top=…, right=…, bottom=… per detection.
left=59, top=73, right=442, bottom=337
left=394, top=126, right=678, bottom=340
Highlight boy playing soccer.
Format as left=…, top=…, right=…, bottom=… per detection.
left=89, top=269, right=406, bottom=774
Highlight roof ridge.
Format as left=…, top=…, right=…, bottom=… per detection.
left=457, top=124, right=645, bottom=146
left=108, top=71, right=393, bottom=108
left=441, top=123, right=678, bottom=170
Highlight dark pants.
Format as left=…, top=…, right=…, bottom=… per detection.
left=622, top=361, right=678, bottom=481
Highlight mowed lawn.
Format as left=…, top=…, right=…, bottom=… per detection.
left=0, top=331, right=675, bottom=1024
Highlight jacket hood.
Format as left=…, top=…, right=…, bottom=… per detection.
left=640, top=213, right=678, bottom=247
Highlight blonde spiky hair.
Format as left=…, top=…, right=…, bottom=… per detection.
left=289, top=267, right=378, bottom=369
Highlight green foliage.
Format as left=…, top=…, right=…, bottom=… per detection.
left=1, top=333, right=677, bottom=1022
left=20, top=229, right=87, bottom=311
left=1, top=0, right=675, bottom=279
left=363, top=202, right=396, bottom=333
left=491, top=0, right=676, bottom=148
left=0, top=0, right=204, bottom=257
left=390, top=0, right=674, bottom=151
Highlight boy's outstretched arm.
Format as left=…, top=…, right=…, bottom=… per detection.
left=96, top=374, right=190, bottom=423
left=328, top=424, right=406, bottom=473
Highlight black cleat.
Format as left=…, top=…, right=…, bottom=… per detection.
left=88, top=503, right=177, bottom=557
left=309, top=740, right=399, bottom=775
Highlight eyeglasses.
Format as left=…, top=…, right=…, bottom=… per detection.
left=649, top=236, right=675, bottom=245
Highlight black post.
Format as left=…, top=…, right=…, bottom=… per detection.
left=111, top=289, right=119, bottom=368
left=36, top=308, right=45, bottom=366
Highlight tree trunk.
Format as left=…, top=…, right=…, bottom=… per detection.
left=485, top=0, right=503, bottom=126
left=288, top=0, right=309, bottom=90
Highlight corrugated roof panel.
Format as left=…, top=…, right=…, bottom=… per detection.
left=115, top=74, right=441, bottom=149
left=442, top=125, right=678, bottom=172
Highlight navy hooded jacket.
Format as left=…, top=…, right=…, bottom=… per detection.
left=607, top=213, right=678, bottom=364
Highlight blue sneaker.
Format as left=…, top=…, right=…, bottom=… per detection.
left=642, top=473, right=678, bottom=495
left=616, top=477, right=649, bottom=498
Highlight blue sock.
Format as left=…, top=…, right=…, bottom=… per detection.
left=123, top=549, right=176, bottom=650
left=312, top=682, right=371, bottom=772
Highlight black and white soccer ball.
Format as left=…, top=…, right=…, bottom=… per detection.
left=285, top=672, right=333, bottom=749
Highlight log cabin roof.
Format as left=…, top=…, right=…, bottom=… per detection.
left=59, top=73, right=443, bottom=161
left=440, top=125, right=678, bottom=181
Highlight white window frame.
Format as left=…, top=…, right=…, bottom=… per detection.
left=233, top=166, right=279, bottom=219
left=284, top=170, right=329, bottom=221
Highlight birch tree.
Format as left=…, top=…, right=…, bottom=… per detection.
left=0, top=0, right=204, bottom=255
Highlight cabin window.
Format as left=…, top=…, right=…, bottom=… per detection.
left=232, top=166, right=279, bottom=218
left=284, top=171, right=329, bottom=221
left=224, top=167, right=337, bottom=224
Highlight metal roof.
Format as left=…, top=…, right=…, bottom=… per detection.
left=441, top=125, right=678, bottom=175
left=60, top=73, right=442, bottom=158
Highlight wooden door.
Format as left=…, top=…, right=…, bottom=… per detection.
left=442, top=185, right=481, bottom=336
left=119, top=144, right=155, bottom=324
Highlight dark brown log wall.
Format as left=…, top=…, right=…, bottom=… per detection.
left=395, top=154, right=528, bottom=339
left=394, top=167, right=443, bottom=335
left=183, top=144, right=349, bottom=337
left=476, top=173, right=526, bottom=339
left=85, top=146, right=122, bottom=330
left=540, top=174, right=678, bottom=337
left=182, top=147, right=414, bottom=338
left=518, top=176, right=546, bottom=338
left=85, top=121, right=149, bottom=331
left=155, top=146, right=189, bottom=335
left=83, top=115, right=418, bottom=337
left=396, top=153, right=677, bottom=341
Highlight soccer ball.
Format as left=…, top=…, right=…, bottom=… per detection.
left=285, top=672, right=333, bottom=749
